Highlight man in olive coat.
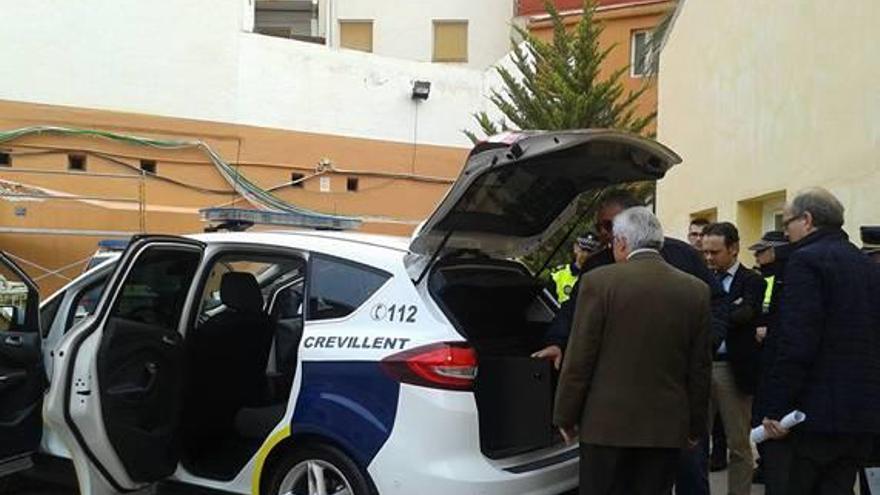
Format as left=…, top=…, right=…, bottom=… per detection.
left=554, top=207, right=713, bottom=495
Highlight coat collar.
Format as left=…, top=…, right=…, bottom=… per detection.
left=628, top=249, right=663, bottom=262
left=793, top=228, right=848, bottom=251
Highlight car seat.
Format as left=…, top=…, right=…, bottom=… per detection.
left=184, top=272, right=274, bottom=445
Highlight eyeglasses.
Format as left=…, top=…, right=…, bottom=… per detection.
left=782, top=214, right=804, bottom=229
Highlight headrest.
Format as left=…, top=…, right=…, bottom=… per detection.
left=220, top=272, right=263, bottom=313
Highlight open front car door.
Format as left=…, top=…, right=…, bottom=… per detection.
left=0, top=251, right=43, bottom=479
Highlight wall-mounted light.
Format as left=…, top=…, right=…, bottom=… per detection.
left=411, top=80, right=431, bottom=100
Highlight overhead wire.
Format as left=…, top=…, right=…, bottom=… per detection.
left=0, top=125, right=359, bottom=224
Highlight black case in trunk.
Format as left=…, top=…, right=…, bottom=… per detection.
left=474, top=356, right=557, bottom=459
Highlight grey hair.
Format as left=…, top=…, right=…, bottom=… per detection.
left=789, top=187, right=845, bottom=229
left=613, top=206, right=665, bottom=251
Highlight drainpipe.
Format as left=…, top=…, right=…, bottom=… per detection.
left=325, top=0, right=334, bottom=47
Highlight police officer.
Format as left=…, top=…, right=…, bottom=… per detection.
left=748, top=230, right=789, bottom=342
left=748, top=230, right=790, bottom=492
left=550, top=233, right=600, bottom=304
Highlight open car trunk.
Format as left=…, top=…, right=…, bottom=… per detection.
left=429, top=257, right=559, bottom=459
left=411, top=130, right=682, bottom=458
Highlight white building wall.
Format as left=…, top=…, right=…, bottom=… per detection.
left=0, top=0, right=242, bottom=123
left=331, top=0, right=515, bottom=70
left=0, top=0, right=506, bottom=149
left=236, top=33, right=489, bottom=147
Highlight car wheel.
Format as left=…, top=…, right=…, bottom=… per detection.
left=266, top=443, right=375, bottom=495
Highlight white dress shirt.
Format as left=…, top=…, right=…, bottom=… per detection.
left=717, top=261, right=740, bottom=355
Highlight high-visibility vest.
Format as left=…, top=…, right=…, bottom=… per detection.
left=763, top=275, right=775, bottom=312
left=551, top=265, right=579, bottom=303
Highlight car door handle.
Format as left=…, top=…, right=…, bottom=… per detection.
left=0, top=370, right=27, bottom=389
left=4, top=335, right=22, bottom=347
left=106, top=362, right=158, bottom=400
left=161, top=334, right=180, bottom=347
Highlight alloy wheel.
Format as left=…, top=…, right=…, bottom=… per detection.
left=278, top=458, right=354, bottom=495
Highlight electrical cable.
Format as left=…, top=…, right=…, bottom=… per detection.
left=0, top=126, right=358, bottom=224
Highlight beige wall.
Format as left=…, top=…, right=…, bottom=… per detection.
left=0, top=99, right=467, bottom=295
left=656, top=0, right=880, bottom=250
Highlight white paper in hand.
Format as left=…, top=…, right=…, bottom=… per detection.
left=750, top=410, right=806, bottom=444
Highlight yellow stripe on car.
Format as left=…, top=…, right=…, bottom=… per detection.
left=251, top=425, right=292, bottom=495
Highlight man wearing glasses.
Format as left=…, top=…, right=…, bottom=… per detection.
left=761, top=188, right=880, bottom=494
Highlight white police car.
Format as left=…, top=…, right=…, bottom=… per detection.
left=0, top=130, right=680, bottom=495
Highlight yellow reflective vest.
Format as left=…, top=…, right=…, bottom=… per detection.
left=763, top=275, right=775, bottom=312
left=551, top=265, right=579, bottom=303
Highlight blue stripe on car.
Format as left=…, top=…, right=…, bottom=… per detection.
left=291, top=361, right=400, bottom=467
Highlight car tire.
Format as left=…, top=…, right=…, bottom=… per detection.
left=265, top=443, right=375, bottom=495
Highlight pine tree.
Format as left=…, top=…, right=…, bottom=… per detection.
left=465, top=0, right=655, bottom=141
left=465, top=0, right=659, bottom=275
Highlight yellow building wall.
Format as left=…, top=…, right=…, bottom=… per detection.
left=529, top=1, right=675, bottom=134
left=656, top=0, right=880, bottom=250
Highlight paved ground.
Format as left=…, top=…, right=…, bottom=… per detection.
left=5, top=470, right=767, bottom=495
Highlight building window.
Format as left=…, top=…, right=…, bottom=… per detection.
left=140, top=159, right=157, bottom=174
left=761, top=197, right=786, bottom=232
left=254, top=0, right=324, bottom=44
left=0, top=152, right=10, bottom=167
left=631, top=30, right=652, bottom=78
left=433, top=21, right=468, bottom=62
left=68, top=154, right=87, bottom=171
left=773, top=212, right=784, bottom=231
left=339, top=20, right=373, bottom=53
left=737, top=191, right=786, bottom=248
left=291, top=172, right=305, bottom=188
left=433, top=20, right=468, bottom=63
left=346, top=177, right=359, bottom=192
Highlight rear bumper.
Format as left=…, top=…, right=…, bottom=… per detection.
left=368, top=385, right=578, bottom=495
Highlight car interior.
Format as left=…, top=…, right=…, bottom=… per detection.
left=429, top=255, right=562, bottom=459
left=177, top=253, right=307, bottom=480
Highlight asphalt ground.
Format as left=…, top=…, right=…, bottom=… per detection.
left=3, top=470, right=764, bottom=495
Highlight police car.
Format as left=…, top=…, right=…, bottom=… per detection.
left=0, top=130, right=680, bottom=495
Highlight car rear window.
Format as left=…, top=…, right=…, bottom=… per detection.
left=307, top=255, right=390, bottom=321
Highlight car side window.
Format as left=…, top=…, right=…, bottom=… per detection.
left=109, top=248, right=201, bottom=331
left=65, top=276, right=110, bottom=332
left=307, top=255, right=390, bottom=321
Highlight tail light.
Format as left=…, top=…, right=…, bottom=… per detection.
left=380, top=342, right=478, bottom=391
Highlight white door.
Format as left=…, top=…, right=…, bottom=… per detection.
left=44, top=236, right=205, bottom=494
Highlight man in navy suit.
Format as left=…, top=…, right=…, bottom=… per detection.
left=702, top=222, right=766, bottom=495
left=763, top=189, right=880, bottom=493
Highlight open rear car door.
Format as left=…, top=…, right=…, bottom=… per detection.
left=44, top=235, right=205, bottom=494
